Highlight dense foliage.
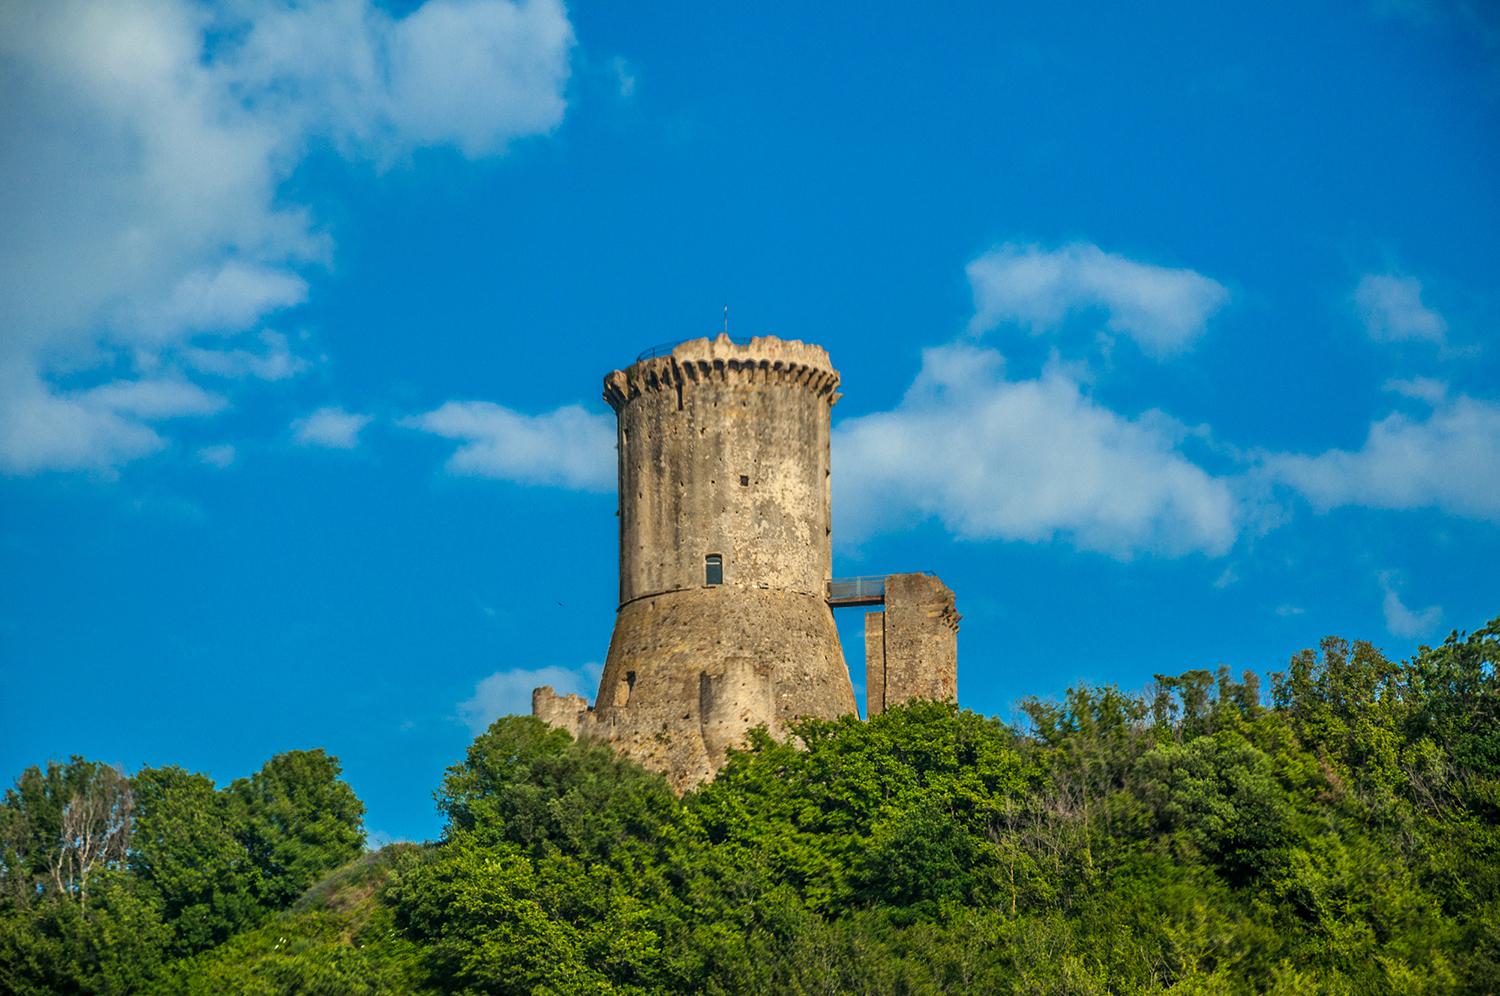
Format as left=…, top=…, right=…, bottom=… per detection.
left=0, top=749, right=364, bottom=994
left=3, top=618, right=1496, bottom=994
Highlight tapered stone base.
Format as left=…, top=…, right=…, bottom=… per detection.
left=536, top=585, right=855, bottom=791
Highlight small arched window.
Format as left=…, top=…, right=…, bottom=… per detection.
left=705, top=554, right=723, bottom=586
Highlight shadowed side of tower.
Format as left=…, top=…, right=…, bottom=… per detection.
left=534, top=334, right=857, bottom=790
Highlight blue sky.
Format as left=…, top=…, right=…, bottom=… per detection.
left=2, top=0, right=1497, bottom=843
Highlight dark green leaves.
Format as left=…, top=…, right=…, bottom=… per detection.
left=4, top=614, right=1499, bottom=994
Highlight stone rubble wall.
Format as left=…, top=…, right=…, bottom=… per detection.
left=865, top=573, right=960, bottom=716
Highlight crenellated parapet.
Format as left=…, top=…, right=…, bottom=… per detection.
left=603, top=334, right=841, bottom=411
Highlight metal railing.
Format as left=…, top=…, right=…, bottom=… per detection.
left=635, top=335, right=751, bottom=362
left=827, top=576, right=887, bottom=605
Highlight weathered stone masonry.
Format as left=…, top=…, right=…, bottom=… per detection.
left=865, top=574, right=960, bottom=717
left=533, top=334, right=960, bottom=790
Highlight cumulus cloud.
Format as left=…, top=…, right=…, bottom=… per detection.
left=225, top=0, right=573, bottom=159
left=458, top=665, right=594, bottom=733
left=1353, top=273, right=1447, bottom=344
left=0, top=0, right=575, bottom=475
left=1265, top=396, right=1500, bottom=521
left=406, top=401, right=615, bottom=490
left=292, top=406, right=373, bottom=450
left=833, top=345, right=1240, bottom=558
left=966, top=243, right=1229, bottom=357
left=1379, top=572, right=1442, bottom=639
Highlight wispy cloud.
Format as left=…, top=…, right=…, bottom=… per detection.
left=406, top=401, right=614, bottom=490
left=833, top=345, right=1239, bottom=558
left=0, top=374, right=227, bottom=475
left=0, top=0, right=576, bottom=475
left=292, top=407, right=372, bottom=450
left=609, top=56, right=638, bottom=99
left=79, top=379, right=227, bottom=420
left=183, top=331, right=307, bottom=382
left=1353, top=273, right=1446, bottom=344
left=1379, top=572, right=1442, bottom=639
left=197, top=444, right=237, bottom=469
left=1264, top=396, right=1500, bottom=521
left=457, top=664, right=597, bottom=734
left=133, top=264, right=309, bottom=341
left=1382, top=376, right=1448, bottom=406
left=966, top=242, right=1229, bottom=357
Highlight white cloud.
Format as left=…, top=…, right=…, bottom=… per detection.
left=0, top=0, right=575, bottom=475
left=1265, top=396, right=1500, bottom=521
left=1353, top=273, right=1447, bottom=344
left=966, top=243, right=1229, bottom=357
left=197, top=444, right=237, bottom=469
left=1275, top=604, right=1306, bottom=617
left=406, top=401, right=615, bottom=490
left=135, top=263, right=310, bottom=341
left=458, top=665, right=594, bottom=734
left=0, top=371, right=226, bottom=475
left=0, top=368, right=167, bottom=474
left=78, top=379, right=227, bottom=420
left=1379, top=572, right=1442, bottom=639
left=292, top=406, right=372, bottom=449
left=227, top=0, right=573, bottom=159
left=832, top=345, right=1240, bottom=558
left=183, top=331, right=307, bottom=382
left=1383, top=376, right=1448, bottom=406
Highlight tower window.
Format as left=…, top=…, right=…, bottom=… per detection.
left=705, top=554, right=723, bottom=585
left=739, top=475, right=749, bottom=486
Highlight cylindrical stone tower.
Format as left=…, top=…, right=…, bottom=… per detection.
left=590, top=333, right=857, bottom=787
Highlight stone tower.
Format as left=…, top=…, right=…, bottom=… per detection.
left=533, top=333, right=958, bottom=791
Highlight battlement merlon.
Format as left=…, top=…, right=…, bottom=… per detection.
left=603, top=334, right=842, bottom=411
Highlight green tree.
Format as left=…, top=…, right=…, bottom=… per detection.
left=228, top=749, right=366, bottom=909
left=130, top=765, right=264, bottom=956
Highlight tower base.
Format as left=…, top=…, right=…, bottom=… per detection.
left=534, top=586, right=855, bottom=791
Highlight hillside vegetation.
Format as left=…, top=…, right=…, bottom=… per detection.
left=3, top=618, right=1497, bottom=994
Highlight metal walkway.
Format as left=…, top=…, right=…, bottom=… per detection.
left=827, top=576, right=886, bottom=608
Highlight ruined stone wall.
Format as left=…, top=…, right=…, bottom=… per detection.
left=866, top=573, right=959, bottom=715
left=864, top=612, right=886, bottom=717
left=531, top=687, right=588, bottom=739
